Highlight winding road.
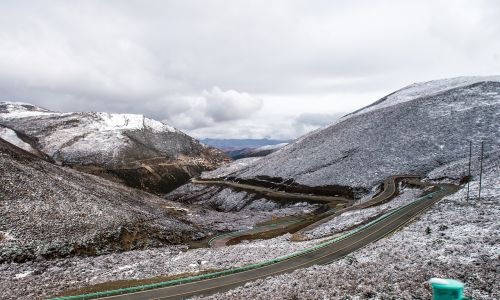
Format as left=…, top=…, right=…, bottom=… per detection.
left=204, top=175, right=420, bottom=247
left=191, top=177, right=353, bottom=206
left=55, top=178, right=458, bottom=300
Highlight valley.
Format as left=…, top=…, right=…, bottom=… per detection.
left=0, top=76, right=499, bottom=300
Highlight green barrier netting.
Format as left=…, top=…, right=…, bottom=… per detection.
left=50, top=187, right=443, bottom=300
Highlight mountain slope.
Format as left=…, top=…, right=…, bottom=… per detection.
left=211, top=76, right=500, bottom=196
left=226, top=143, right=289, bottom=159
left=0, top=137, right=202, bottom=263
left=0, top=102, right=228, bottom=193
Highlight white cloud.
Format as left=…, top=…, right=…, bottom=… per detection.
left=165, top=87, right=263, bottom=130
left=204, top=87, right=263, bottom=122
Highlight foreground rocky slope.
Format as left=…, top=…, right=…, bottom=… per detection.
left=0, top=102, right=228, bottom=194
left=222, top=76, right=500, bottom=196
left=0, top=138, right=202, bottom=263
left=1, top=154, right=497, bottom=300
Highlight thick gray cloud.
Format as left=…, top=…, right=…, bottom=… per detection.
left=204, top=87, right=263, bottom=123
left=0, top=0, right=499, bottom=138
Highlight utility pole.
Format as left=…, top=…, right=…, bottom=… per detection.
left=478, top=141, right=484, bottom=201
left=466, top=140, right=472, bottom=202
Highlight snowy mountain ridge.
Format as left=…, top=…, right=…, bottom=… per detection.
left=0, top=102, right=177, bottom=134
left=0, top=102, right=228, bottom=193
left=0, top=102, right=182, bottom=165
left=284, top=76, right=500, bottom=148
left=346, top=75, right=500, bottom=119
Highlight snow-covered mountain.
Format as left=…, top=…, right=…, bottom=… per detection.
left=0, top=137, right=202, bottom=263
left=0, top=102, right=228, bottom=193
left=203, top=76, right=500, bottom=196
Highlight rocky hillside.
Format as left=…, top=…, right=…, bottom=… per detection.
left=0, top=137, right=203, bottom=263
left=0, top=102, right=228, bottom=194
left=219, top=76, right=500, bottom=196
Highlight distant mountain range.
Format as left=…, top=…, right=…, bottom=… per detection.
left=201, top=138, right=291, bottom=159
left=201, top=138, right=291, bottom=150
left=224, top=143, right=289, bottom=159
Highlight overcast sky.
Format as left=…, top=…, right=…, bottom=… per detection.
left=1, top=0, right=499, bottom=139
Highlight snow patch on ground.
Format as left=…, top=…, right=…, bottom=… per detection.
left=14, top=270, right=32, bottom=279
left=0, top=127, right=37, bottom=154
left=93, top=112, right=176, bottom=133
left=0, top=231, right=15, bottom=242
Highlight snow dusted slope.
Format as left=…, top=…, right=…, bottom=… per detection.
left=347, top=75, right=500, bottom=117
left=1, top=102, right=197, bottom=165
left=197, top=156, right=499, bottom=300
left=201, top=157, right=262, bottom=179
left=0, top=102, right=228, bottom=193
left=228, top=76, right=500, bottom=194
left=0, top=138, right=201, bottom=263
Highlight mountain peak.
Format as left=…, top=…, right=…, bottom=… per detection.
left=0, top=101, right=54, bottom=117
left=349, top=75, right=500, bottom=117
left=0, top=101, right=228, bottom=194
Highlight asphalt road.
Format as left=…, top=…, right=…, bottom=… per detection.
left=208, top=175, right=420, bottom=247
left=97, top=182, right=457, bottom=300
left=191, top=178, right=352, bottom=206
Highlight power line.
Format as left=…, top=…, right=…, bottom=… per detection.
left=466, top=140, right=472, bottom=202
left=478, top=141, right=484, bottom=201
